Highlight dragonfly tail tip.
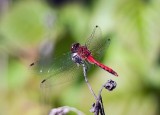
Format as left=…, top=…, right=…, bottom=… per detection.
left=115, top=73, right=118, bottom=77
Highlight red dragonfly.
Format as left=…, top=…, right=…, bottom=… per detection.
left=31, top=25, right=118, bottom=87
left=71, top=42, right=118, bottom=77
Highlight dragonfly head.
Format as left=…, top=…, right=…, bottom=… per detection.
left=71, top=43, right=80, bottom=53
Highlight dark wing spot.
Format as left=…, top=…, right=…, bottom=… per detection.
left=41, top=79, right=46, bottom=83
left=30, top=63, right=34, bottom=66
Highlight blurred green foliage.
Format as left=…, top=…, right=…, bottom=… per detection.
left=0, top=0, right=160, bottom=115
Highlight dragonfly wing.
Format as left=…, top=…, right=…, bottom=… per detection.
left=85, top=25, right=102, bottom=51
left=92, top=34, right=111, bottom=61
left=30, top=52, right=82, bottom=88
left=85, top=25, right=112, bottom=61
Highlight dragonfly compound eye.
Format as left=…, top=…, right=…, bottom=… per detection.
left=71, top=43, right=80, bottom=53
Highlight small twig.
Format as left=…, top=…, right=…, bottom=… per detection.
left=82, top=64, right=98, bottom=100
left=99, top=95, right=105, bottom=115
left=49, top=64, right=117, bottom=115
left=89, top=78, right=117, bottom=115
left=49, top=106, right=85, bottom=115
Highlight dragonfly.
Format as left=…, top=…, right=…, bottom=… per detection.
left=30, top=25, right=118, bottom=88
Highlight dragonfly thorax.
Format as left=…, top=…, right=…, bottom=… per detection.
left=71, top=53, right=84, bottom=65
left=71, top=42, right=91, bottom=60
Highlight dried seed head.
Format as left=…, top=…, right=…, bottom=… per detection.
left=104, top=79, right=117, bottom=91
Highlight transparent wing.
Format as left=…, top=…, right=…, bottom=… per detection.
left=30, top=52, right=92, bottom=106
left=30, top=52, right=83, bottom=88
left=92, top=34, right=111, bottom=61
left=85, top=25, right=112, bottom=61
left=85, top=25, right=102, bottom=51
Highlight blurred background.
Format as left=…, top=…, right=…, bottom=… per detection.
left=0, top=0, right=160, bottom=115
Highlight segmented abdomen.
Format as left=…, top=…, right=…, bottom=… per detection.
left=86, top=55, right=118, bottom=76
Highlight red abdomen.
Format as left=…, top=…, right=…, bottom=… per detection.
left=86, top=55, right=118, bottom=76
